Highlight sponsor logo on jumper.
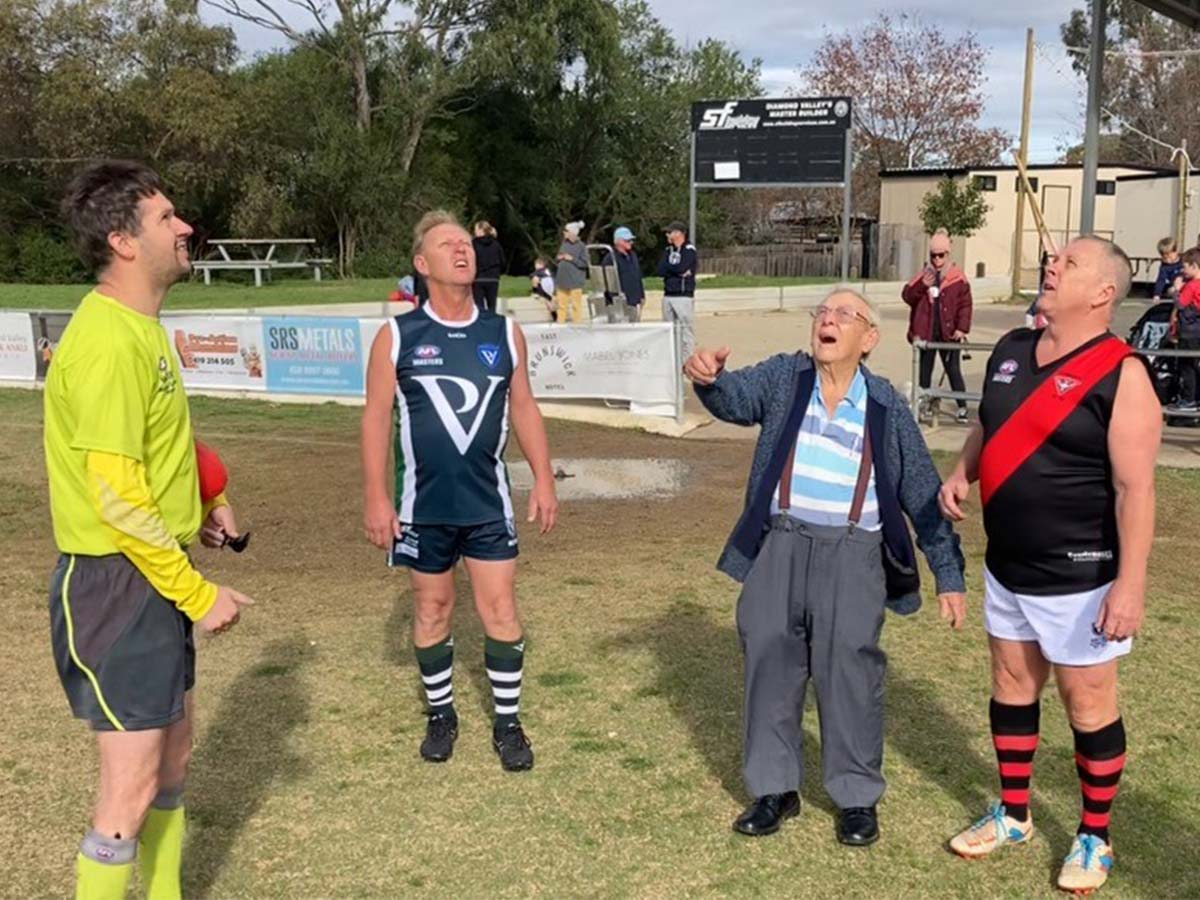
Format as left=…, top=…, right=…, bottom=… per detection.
left=992, top=358, right=1019, bottom=384
left=446, top=331, right=468, bottom=339
left=1067, top=550, right=1114, bottom=563
left=413, top=344, right=444, bottom=367
left=1055, top=375, right=1082, bottom=396
left=478, top=343, right=501, bottom=369
left=412, top=375, right=505, bottom=454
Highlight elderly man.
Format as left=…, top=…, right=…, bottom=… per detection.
left=903, top=228, right=973, bottom=423
left=941, top=237, right=1159, bottom=894
left=686, top=289, right=966, bottom=845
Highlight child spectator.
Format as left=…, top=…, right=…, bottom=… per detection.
left=1170, top=247, right=1200, bottom=408
left=1154, top=237, right=1184, bottom=300
left=531, top=257, right=557, bottom=322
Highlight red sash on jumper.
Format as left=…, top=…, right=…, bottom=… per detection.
left=979, top=336, right=1132, bottom=506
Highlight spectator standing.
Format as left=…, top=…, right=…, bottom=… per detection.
left=609, top=226, right=645, bottom=322
left=472, top=220, right=506, bottom=312
left=902, top=228, right=973, bottom=423
left=555, top=221, right=588, bottom=323
left=530, top=257, right=557, bottom=322
left=1170, top=247, right=1200, bottom=409
left=657, top=221, right=698, bottom=359
left=1153, top=237, right=1183, bottom=301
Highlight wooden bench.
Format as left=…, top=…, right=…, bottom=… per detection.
left=194, top=238, right=326, bottom=286
left=191, top=258, right=273, bottom=288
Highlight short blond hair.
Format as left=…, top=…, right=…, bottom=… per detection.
left=1158, top=236, right=1177, bottom=255
left=412, top=209, right=462, bottom=258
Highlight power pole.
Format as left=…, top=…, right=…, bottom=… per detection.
left=1011, top=28, right=1035, bottom=299
left=1080, top=0, right=1106, bottom=235
left=1178, top=139, right=1189, bottom=250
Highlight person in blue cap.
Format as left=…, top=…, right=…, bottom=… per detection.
left=610, top=226, right=646, bottom=322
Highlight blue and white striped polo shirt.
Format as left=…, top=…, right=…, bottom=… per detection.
left=771, top=368, right=880, bottom=530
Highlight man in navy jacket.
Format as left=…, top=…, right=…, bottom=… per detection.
left=658, top=221, right=698, bottom=360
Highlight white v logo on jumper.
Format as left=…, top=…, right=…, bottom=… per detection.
left=413, top=375, right=505, bottom=455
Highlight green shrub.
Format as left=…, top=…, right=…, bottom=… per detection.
left=16, top=231, right=86, bottom=283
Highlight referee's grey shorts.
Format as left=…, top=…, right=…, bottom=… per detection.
left=49, top=554, right=195, bottom=732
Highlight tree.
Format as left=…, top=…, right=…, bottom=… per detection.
left=800, top=13, right=1010, bottom=215
left=918, top=178, right=988, bottom=238
left=1061, top=1, right=1200, bottom=166
left=201, top=0, right=536, bottom=273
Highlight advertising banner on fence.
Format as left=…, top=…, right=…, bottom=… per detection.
left=262, top=315, right=366, bottom=395
left=524, top=323, right=677, bottom=405
left=32, top=312, right=72, bottom=379
left=167, top=316, right=266, bottom=391
left=0, top=312, right=36, bottom=382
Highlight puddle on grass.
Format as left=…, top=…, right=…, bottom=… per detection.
left=509, top=457, right=688, bottom=500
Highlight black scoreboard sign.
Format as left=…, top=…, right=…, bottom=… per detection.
left=690, top=97, right=852, bottom=186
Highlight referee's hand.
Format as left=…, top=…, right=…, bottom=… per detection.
left=685, top=346, right=731, bottom=385
left=199, top=586, right=254, bottom=635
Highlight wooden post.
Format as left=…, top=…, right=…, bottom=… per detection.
left=1011, top=28, right=1035, bottom=298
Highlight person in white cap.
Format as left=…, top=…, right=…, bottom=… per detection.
left=555, top=221, right=588, bottom=323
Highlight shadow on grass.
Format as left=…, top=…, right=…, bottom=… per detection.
left=382, top=569, right=494, bottom=723
left=606, top=598, right=831, bottom=815
left=185, top=637, right=311, bottom=899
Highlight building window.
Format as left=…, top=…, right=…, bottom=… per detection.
left=1015, top=176, right=1039, bottom=193
left=1096, top=180, right=1116, bottom=195
left=973, top=175, right=997, bottom=192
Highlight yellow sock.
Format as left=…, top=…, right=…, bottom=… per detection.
left=139, top=805, right=185, bottom=900
left=76, top=852, right=133, bottom=900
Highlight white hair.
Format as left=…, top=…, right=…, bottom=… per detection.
left=825, top=286, right=880, bottom=327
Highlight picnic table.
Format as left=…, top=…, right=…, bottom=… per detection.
left=192, top=238, right=333, bottom=287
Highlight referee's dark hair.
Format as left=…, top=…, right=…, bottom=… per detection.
left=61, top=161, right=165, bottom=275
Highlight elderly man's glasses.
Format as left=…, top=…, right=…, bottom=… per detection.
left=810, top=305, right=873, bottom=326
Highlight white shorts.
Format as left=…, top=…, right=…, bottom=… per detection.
left=983, top=567, right=1132, bottom=666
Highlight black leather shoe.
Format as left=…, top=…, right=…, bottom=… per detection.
left=732, top=792, right=800, bottom=836
left=837, top=806, right=879, bottom=846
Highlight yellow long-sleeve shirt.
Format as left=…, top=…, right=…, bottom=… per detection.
left=44, top=291, right=217, bottom=621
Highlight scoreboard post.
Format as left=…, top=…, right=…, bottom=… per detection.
left=688, top=97, right=854, bottom=280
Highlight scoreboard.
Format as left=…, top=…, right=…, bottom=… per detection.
left=690, top=97, right=852, bottom=186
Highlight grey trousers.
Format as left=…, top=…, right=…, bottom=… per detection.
left=737, top=516, right=888, bottom=808
left=662, top=295, right=695, bottom=361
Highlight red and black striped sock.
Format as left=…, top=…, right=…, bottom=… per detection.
left=1074, top=718, right=1126, bottom=844
left=991, top=698, right=1040, bottom=822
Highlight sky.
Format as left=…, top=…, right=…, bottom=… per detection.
left=201, top=0, right=1093, bottom=164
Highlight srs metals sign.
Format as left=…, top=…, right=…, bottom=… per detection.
left=690, top=97, right=851, bottom=185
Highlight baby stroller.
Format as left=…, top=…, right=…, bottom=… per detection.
left=1127, top=300, right=1178, bottom=408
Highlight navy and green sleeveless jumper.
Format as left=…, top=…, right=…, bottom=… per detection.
left=390, top=305, right=517, bottom=526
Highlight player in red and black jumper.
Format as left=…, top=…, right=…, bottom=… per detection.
left=938, top=236, right=1160, bottom=894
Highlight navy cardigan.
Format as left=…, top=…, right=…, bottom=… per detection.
left=696, top=352, right=965, bottom=614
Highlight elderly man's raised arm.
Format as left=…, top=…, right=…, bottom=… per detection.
left=690, top=350, right=793, bottom=427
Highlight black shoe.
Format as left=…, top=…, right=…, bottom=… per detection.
left=732, top=792, right=800, bottom=836
left=837, top=806, right=879, bottom=846
left=493, top=722, right=534, bottom=771
left=420, top=712, right=458, bottom=763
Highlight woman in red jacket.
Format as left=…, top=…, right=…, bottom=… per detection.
left=902, top=229, right=973, bottom=423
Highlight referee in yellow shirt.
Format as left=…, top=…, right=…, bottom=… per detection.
left=46, top=161, right=254, bottom=900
